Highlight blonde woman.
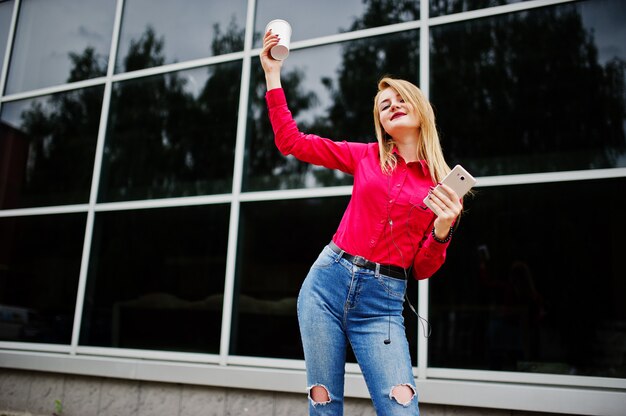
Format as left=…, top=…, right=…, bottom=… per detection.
left=261, top=30, right=462, bottom=416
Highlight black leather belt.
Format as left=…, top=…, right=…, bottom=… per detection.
left=328, top=241, right=409, bottom=280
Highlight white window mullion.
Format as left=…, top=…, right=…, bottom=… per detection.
left=417, top=0, right=430, bottom=381
left=219, top=0, right=257, bottom=366
left=0, top=0, right=21, bottom=109
left=69, top=0, right=125, bottom=355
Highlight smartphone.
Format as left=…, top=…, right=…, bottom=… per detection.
left=423, top=164, right=476, bottom=212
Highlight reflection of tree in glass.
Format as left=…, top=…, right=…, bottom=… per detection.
left=315, top=0, right=420, bottom=144
left=246, top=58, right=319, bottom=190
left=16, top=49, right=105, bottom=207
left=345, top=0, right=419, bottom=30
left=100, top=25, right=242, bottom=201
left=17, top=21, right=246, bottom=202
left=431, top=0, right=513, bottom=17
left=430, top=4, right=626, bottom=175
left=245, top=0, right=420, bottom=191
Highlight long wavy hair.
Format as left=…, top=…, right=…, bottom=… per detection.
left=373, top=77, right=450, bottom=185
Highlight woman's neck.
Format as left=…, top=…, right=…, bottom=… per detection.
left=393, top=133, right=421, bottom=163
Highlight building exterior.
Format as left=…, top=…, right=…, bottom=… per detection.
left=0, top=0, right=625, bottom=415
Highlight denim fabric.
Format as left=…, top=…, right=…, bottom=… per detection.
left=297, top=245, right=419, bottom=415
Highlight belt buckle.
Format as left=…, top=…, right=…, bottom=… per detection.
left=352, top=256, right=367, bottom=267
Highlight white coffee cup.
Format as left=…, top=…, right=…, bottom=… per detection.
left=265, top=19, right=292, bottom=60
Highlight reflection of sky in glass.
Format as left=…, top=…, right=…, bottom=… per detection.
left=255, top=0, right=364, bottom=45
left=284, top=31, right=419, bottom=127
left=431, top=0, right=526, bottom=17
left=254, top=0, right=418, bottom=46
left=5, top=0, right=115, bottom=94
left=116, top=0, right=246, bottom=72
left=0, top=1, right=14, bottom=74
left=169, top=66, right=211, bottom=98
left=286, top=43, right=342, bottom=125
left=0, top=95, right=48, bottom=131
left=579, top=0, right=626, bottom=67
left=580, top=0, right=626, bottom=155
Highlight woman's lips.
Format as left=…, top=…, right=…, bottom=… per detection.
left=391, top=112, right=406, bottom=120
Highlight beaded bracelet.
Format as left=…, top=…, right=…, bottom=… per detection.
left=432, top=226, right=454, bottom=243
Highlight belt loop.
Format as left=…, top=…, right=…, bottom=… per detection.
left=375, top=263, right=380, bottom=277
left=336, top=249, right=344, bottom=263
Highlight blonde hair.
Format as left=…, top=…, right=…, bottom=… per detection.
left=373, top=77, right=450, bottom=185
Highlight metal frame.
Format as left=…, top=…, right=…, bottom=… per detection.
left=1, top=0, right=625, bottom=413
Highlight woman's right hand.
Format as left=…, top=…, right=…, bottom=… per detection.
left=260, top=30, right=283, bottom=89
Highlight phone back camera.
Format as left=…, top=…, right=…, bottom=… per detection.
left=460, top=176, right=465, bottom=181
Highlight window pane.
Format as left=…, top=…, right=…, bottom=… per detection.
left=430, top=177, right=626, bottom=378
left=5, top=0, right=115, bottom=94
left=430, top=0, right=626, bottom=176
left=230, top=197, right=420, bottom=365
left=430, top=0, right=529, bottom=17
left=116, top=0, right=247, bottom=73
left=0, top=86, right=104, bottom=209
left=253, top=0, right=419, bottom=47
left=99, top=62, right=241, bottom=202
left=0, top=213, right=86, bottom=344
left=79, top=205, right=229, bottom=353
left=0, top=0, right=14, bottom=75
left=244, top=31, right=419, bottom=191
left=231, top=197, right=348, bottom=359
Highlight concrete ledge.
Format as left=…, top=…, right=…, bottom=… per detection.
left=1, top=350, right=625, bottom=415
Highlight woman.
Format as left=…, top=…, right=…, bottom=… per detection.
left=261, top=30, right=462, bottom=415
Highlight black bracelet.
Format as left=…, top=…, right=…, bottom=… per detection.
left=432, top=226, right=454, bottom=243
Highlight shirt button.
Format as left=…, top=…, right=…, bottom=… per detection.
left=396, top=184, right=400, bottom=187
left=389, top=199, right=393, bottom=203
left=370, top=239, right=375, bottom=245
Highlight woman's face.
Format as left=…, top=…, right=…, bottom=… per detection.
left=377, top=87, right=420, bottom=138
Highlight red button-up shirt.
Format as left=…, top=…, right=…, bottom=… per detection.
left=266, top=88, right=450, bottom=280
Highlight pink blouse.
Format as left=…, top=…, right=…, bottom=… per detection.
left=266, top=88, right=450, bottom=279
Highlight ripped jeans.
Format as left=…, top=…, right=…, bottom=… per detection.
left=297, top=244, right=419, bottom=415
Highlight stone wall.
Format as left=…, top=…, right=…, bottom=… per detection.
left=0, top=368, right=564, bottom=416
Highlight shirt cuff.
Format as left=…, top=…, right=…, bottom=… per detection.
left=265, top=88, right=286, bottom=109
left=424, top=231, right=451, bottom=254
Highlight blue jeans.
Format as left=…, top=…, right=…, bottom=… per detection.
left=297, top=244, right=419, bottom=415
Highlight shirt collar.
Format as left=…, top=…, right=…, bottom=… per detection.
left=391, top=146, right=430, bottom=177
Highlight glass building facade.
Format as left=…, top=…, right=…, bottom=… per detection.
left=1, top=0, right=625, bottom=413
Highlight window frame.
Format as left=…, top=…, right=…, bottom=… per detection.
left=1, top=0, right=625, bottom=414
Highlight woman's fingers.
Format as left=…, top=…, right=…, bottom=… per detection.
left=262, top=30, right=279, bottom=52
left=260, top=30, right=283, bottom=74
left=428, top=183, right=462, bottom=219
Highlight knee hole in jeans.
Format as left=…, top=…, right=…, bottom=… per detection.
left=389, top=384, right=416, bottom=407
left=308, top=384, right=331, bottom=406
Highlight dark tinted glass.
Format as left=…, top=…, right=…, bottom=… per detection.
left=253, top=0, right=419, bottom=47
left=5, top=0, right=115, bottom=94
left=0, top=0, right=13, bottom=76
left=116, top=0, right=247, bottom=73
left=244, top=31, right=419, bottom=191
left=80, top=205, right=229, bottom=353
left=230, top=197, right=347, bottom=359
left=431, top=0, right=528, bottom=17
left=0, top=86, right=104, bottom=209
left=99, top=62, right=241, bottom=202
left=0, top=213, right=86, bottom=344
left=430, top=177, right=626, bottom=378
left=231, top=196, right=420, bottom=364
left=430, top=0, right=626, bottom=176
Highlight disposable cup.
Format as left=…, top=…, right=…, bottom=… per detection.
left=265, top=19, right=292, bottom=60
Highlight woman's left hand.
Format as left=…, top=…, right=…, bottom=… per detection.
left=427, top=183, right=463, bottom=239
